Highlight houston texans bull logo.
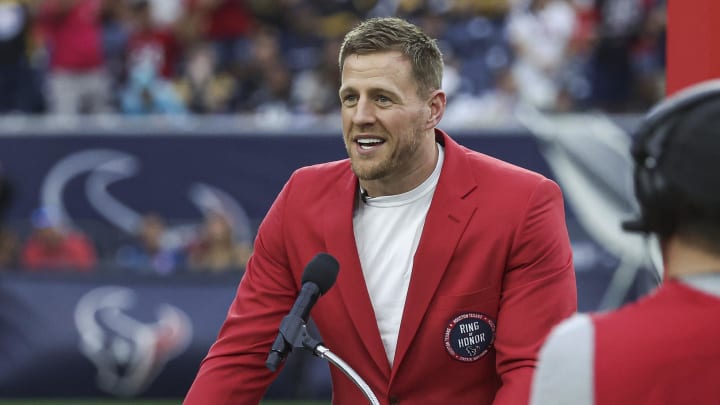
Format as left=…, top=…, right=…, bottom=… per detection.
left=74, top=286, right=192, bottom=397
left=40, top=148, right=254, bottom=244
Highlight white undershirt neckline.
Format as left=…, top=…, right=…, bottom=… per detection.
left=353, top=144, right=444, bottom=367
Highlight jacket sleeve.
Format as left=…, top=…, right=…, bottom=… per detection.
left=493, top=178, right=578, bottom=404
left=183, top=175, right=299, bottom=405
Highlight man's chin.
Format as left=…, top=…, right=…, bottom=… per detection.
left=351, top=163, right=385, bottom=181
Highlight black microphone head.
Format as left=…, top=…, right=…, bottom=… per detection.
left=301, top=253, right=339, bottom=295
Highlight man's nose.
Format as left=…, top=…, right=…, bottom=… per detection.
left=352, top=98, right=376, bottom=126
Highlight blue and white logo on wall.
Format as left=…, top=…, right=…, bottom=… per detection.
left=74, top=286, right=193, bottom=397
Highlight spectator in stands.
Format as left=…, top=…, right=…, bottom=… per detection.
left=38, top=0, right=113, bottom=114
left=125, top=0, right=180, bottom=79
left=115, top=213, right=184, bottom=275
left=119, top=52, right=186, bottom=114
left=112, top=0, right=184, bottom=114
left=290, top=38, right=343, bottom=115
left=173, top=42, right=237, bottom=113
left=146, top=0, right=184, bottom=28
left=0, top=0, right=44, bottom=113
left=247, top=61, right=294, bottom=116
left=443, top=66, right=521, bottom=127
left=630, top=0, right=665, bottom=109
left=21, top=206, right=97, bottom=271
left=276, top=3, right=325, bottom=72
left=506, top=0, right=577, bottom=110
left=100, top=0, right=133, bottom=103
left=232, top=25, right=290, bottom=114
left=586, top=0, right=655, bottom=112
left=186, top=210, right=251, bottom=273
left=183, top=0, right=256, bottom=72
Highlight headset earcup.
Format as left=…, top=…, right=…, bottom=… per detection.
left=635, top=164, right=673, bottom=234
left=625, top=79, right=720, bottom=234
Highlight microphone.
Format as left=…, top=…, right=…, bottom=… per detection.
left=266, top=253, right=339, bottom=371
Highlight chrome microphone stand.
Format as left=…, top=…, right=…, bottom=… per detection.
left=313, top=344, right=380, bottom=405
left=266, top=314, right=380, bottom=405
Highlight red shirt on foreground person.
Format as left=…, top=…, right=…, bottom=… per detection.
left=185, top=17, right=577, bottom=405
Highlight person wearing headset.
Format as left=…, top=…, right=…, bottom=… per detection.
left=530, top=78, right=720, bottom=405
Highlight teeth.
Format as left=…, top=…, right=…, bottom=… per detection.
left=357, top=138, right=383, bottom=150
left=357, top=138, right=383, bottom=145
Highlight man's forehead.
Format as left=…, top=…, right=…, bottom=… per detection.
left=340, top=52, right=412, bottom=85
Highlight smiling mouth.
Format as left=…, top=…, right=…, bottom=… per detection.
left=356, top=138, right=385, bottom=150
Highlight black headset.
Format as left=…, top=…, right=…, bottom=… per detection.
left=623, top=79, right=720, bottom=235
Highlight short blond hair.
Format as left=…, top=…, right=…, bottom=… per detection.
left=339, top=17, right=444, bottom=97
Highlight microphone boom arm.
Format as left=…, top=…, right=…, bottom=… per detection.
left=267, top=313, right=380, bottom=405
left=314, top=345, right=380, bottom=405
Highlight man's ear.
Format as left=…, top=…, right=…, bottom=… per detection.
left=426, top=90, right=447, bottom=129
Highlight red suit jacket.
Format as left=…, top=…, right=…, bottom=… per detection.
left=184, top=129, right=577, bottom=404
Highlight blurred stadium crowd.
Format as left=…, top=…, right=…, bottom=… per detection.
left=0, top=0, right=667, bottom=275
left=1, top=0, right=666, bottom=124
left=0, top=196, right=255, bottom=275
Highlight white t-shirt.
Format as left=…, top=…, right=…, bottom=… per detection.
left=353, top=144, right=444, bottom=366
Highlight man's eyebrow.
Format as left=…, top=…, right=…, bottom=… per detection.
left=339, top=87, right=355, bottom=96
left=339, top=86, right=400, bottom=97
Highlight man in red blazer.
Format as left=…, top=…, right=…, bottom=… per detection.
left=184, top=17, right=577, bottom=405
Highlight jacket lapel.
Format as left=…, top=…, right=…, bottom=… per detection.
left=324, top=166, right=391, bottom=379
left=391, top=131, right=478, bottom=378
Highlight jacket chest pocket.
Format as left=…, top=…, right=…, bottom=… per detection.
left=432, top=287, right=499, bottom=314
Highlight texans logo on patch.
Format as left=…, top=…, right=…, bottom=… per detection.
left=444, top=312, right=495, bottom=362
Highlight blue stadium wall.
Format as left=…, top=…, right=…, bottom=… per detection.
left=0, top=131, right=653, bottom=400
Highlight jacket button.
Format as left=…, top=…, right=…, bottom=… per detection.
left=389, top=395, right=400, bottom=405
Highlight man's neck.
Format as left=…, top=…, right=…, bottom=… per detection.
left=664, top=236, right=720, bottom=278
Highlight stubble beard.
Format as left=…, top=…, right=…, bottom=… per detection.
left=348, top=127, right=422, bottom=181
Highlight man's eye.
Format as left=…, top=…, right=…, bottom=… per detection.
left=376, top=95, right=396, bottom=106
left=342, top=95, right=358, bottom=105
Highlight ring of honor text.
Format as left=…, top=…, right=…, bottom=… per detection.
left=444, top=312, right=495, bottom=362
